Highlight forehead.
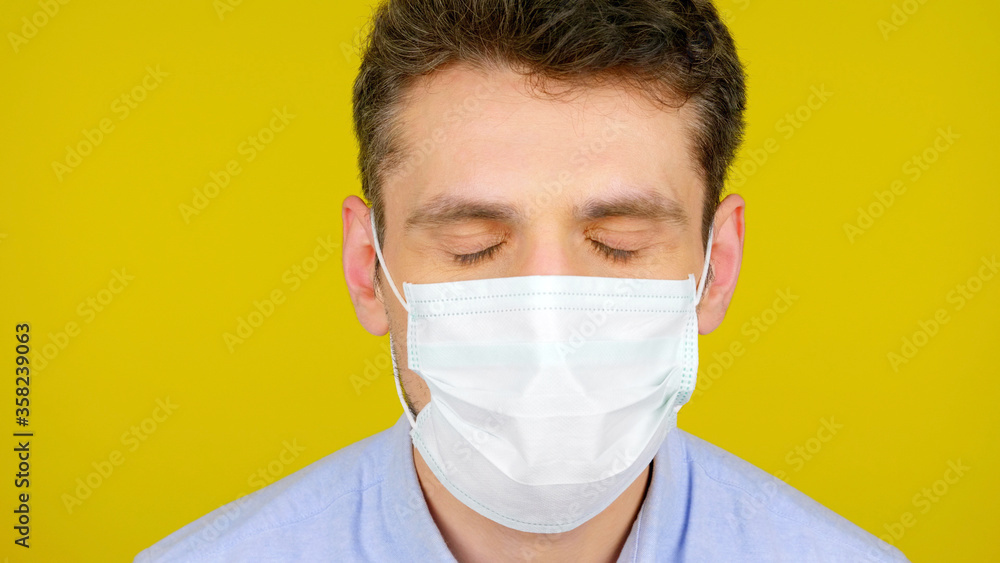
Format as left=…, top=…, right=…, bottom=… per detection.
left=382, top=64, right=704, bottom=220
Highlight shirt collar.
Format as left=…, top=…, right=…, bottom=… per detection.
left=382, top=414, right=457, bottom=561
left=618, top=429, right=692, bottom=562
left=381, top=413, right=690, bottom=562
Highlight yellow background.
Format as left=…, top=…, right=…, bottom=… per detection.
left=0, top=0, right=997, bottom=561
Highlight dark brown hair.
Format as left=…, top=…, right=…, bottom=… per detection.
left=353, top=0, right=747, bottom=247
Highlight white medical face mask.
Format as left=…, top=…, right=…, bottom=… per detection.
left=371, top=211, right=712, bottom=534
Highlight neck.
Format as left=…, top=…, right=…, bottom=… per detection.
left=412, top=447, right=651, bottom=563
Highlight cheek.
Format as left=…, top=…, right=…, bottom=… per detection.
left=400, top=370, right=432, bottom=413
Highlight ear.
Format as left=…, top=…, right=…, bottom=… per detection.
left=342, top=195, right=389, bottom=336
left=698, top=193, right=745, bottom=334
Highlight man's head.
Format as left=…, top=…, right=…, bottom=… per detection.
left=343, top=0, right=747, bottom=415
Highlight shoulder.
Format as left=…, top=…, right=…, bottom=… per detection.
left=135, top=422, right=399, bottom=562
left=671, top=429, right=908, bottom=562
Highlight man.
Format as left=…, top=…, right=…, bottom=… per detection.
left=137, top=0, right=909, bottom=561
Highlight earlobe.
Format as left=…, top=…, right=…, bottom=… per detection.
left=342, top=195, right=390, bottom=336
left=698, top=194, right=746, bottom=335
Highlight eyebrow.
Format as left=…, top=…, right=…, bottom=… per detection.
left=575, top=190, right=689, bottom=225
left=404, top=188, right=688, bottom=230
left=405, top=195, right=524, bottom=230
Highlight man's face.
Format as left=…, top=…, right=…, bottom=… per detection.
left=344, top=63, right=744, bottom=414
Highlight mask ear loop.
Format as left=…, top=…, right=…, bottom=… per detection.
left=673, top=226, right=714, bottom=417
left=369, top=210, right=417, bottom=428
left=370, top=210, right=411, bottom=313
left=695, top=226, right=715, bottom=304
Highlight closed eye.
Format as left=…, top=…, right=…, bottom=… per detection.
left=590, top=239, right=637, bottom=263
left=454, top=243, right=504, bottom=265
left=455, top=239, right=638, bottom=265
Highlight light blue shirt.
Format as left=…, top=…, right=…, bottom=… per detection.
left=136, top=415, right=908, bottom=562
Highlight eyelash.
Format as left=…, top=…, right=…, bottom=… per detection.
left=455, top=243, right=504, bottom=265
left=454, top=240, right=637, bottom=265
left=590, top=240, right=638, bottom=263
